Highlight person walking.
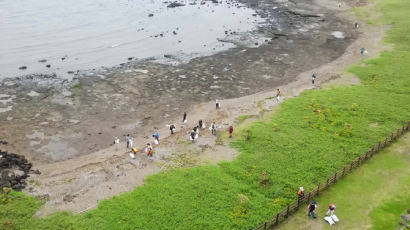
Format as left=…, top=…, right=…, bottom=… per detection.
left=354, top=22, right=359, bottom=28
left=326, top=204, right=336, bottom=216
left=145, top=143, right=153, bottom=157
left=312, top=74, right=316, bottom=84
left=170, top=124, right=175, bottom=134
left=153, top=132, right=159, bottom=144
left=199, top=120, right=203, bottom=129
left=298, top=187, right=305, bottom=199
left=126, top=135, right=133, bottom=149
left=211, top=122, right=216, bottom=135
left=228, top=125, right=233, bottom=138
left=307, top=201, right=318, bottom=218
left=183, top=112, right=187, bottom=123
left=216, top=99, right=220, bottom=109
left=275, top=88, right=281, bottom=102
left=190, top=131, right=196, bottom=143
left=360, top=47, right=367, bottom=55
left=193, top=126, right=200, bottom=135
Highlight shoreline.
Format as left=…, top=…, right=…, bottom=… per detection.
left=24, top=2, right=391, bottom=215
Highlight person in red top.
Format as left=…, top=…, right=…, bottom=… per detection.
left=326, top=203, right=336, bottom=216
left=298, top=187, right=305, bottom=199
left=228, top=125, right=233, bottom=138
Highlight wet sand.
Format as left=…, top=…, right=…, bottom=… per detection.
left=0, top=0, right=387, bottom=216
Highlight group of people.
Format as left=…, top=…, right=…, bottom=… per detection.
left=298, top=187, right=338, bottom=224
left=116, top=99, right=234, bottom=158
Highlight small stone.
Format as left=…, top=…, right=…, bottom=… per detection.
left=148, top=13, right=154, bottom=17
left=46, top=64, right=51, bottom=68
left=401, top=214, right=410, bottom=222
left=18, top=66, right=27, bottom=70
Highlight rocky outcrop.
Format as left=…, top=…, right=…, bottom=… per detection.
left=0, top=150, right=35, bottom=191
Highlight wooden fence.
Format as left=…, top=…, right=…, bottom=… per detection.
left=253, top=120, right=410, bottom=230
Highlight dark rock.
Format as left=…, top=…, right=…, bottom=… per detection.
left=38, top=59, right=47, bottom=63
left=67, top=71, right=74, bottom=74
left=0, top=151, right=32, bottom=191
left=173, top=31, right=177, bottom=35
left=148, top=13, right=154, bottom=17
left=128, top=57, right=133, bottom=60
left=401, top=214, right=410, bottom=222
left=18, top=66, right=27, bottom=70
left=46, top=64, right=51, bottom=68
left=167, top=2, right=185, bottom=8
left=30, top=169, right=41, bottom=175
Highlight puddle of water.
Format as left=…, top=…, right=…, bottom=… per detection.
left=0, top=0, right=265, bottom=80
left=331, top=31, right=345, bottom=39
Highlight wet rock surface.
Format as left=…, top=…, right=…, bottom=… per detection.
left=0, top=150, right=34, bottom=191
left=0, top=0, right=358, bottom=162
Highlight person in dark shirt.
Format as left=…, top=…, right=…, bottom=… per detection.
left=308, top=201, right=317, bottom=218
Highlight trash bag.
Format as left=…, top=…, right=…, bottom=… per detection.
left=324, top=216, right=335, bottom=225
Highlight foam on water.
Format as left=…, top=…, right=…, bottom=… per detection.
left=0, top=0, right=265, bottom=79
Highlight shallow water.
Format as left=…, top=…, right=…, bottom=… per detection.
left=0, top=0, right=264, bottom=79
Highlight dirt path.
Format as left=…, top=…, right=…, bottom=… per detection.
left=25, top=0, right=390, bottom=216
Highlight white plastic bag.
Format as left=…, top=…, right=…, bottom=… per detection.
left=184, top=119, right=187, bottom=123
left=154, top=139, right=159, bottom=145
left=324, top=216, right=335, bottom=225
left=331, top=215, right=339, bottom=222
left=129, top=153, right=136, bottom=159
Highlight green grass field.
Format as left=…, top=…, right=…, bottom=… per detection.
left=276, top=133, right=410, bottom=230
left=1, top=0, right=410, bottom=229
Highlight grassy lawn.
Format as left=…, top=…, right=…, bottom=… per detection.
left=1, top=0, right=410, bottom=229
left=276, top=133, right=410, bottom=230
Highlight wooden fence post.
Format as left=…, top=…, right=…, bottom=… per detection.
left=333, top=173, right=337, bottom=183
left=264, top=222, right=267, bottom=230
left=350, top=161, right=354, bottom=172
left=342, top=167, right=346, bottom=176
left=397, top=129, right=400, bottom=137
left=275, top=213, right=279, bottom=225
left=286, top=206, right=290, bottom=218
left=326, top=178, right=329, bottom=188
left=402, top=125, right=405, bottom=135
left=307, top=192, right=311, bottom=202
left=317, top=184, right=320, bottom=195
left=297, top=197, right=300, bottom=208
left=377, top=142, right=381, bottom=152
left=371, top=147, right=374, bottom=157
left=357, top=157, right=361, bottom=167
left=384, top=138, right=387, bottom=147
left=391, top=133, right=394, bottom=141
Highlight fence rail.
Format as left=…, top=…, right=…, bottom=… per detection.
left=253, top=120, right=410, bottom=230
